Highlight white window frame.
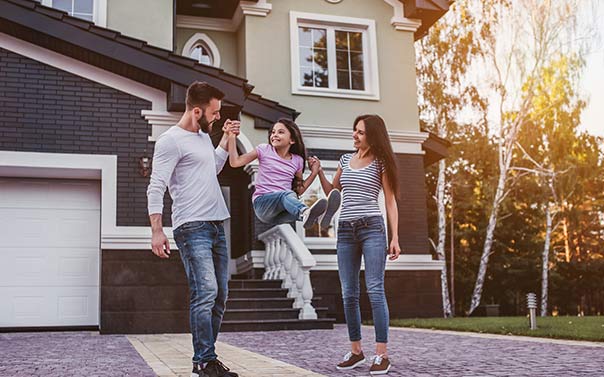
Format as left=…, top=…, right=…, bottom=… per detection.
left=181, top=32, right=221, bottom=68
left=289, top=11, right=380, bottom=101
left=41, top=0, right=107, bottom=27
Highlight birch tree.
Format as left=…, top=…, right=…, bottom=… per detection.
left=416, top=0, right=488, bottom=317
left=468, top=0, right=589, bottom=314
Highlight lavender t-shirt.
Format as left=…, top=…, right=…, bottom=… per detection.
left=252, top=143, right=304, bottom=202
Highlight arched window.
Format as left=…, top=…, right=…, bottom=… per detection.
left=182, top=33, right=221, bottom=68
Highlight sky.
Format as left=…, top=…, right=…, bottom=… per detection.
left=579, top=5, right=604, bottom=137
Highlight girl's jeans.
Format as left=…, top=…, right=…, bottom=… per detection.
left=253, top=190, right=306, bottom=225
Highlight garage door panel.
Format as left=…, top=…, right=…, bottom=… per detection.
left=0, top=247, right=99, bottom=287
left=0, top=286, right=99, bottom=327
left=0, top=179, right=100, bottom=210
left=0, top=177, right=100, bottom=328
left=1, top=208, right=100, bottom=248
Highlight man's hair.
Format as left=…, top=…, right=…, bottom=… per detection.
left=185, top=81, right=225, bottom=110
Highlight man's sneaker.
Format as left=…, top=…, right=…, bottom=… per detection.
left=369, top=355, right=391, bottom=375
left=191, top=363, right=208, bottom=377
left=302, top=198, right=327, bottom=230
left=203, top=359, right=239, bottom=377
left=336, top=351, right=366, bottom=370
left=320, top=189, right=341, bottom=231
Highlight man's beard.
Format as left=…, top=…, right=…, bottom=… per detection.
left=197, top=115, right=212, bottom=134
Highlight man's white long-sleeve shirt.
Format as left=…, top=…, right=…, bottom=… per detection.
left=147, top=125, right=230, bottom=230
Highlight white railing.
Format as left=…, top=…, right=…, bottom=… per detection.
left=257, top=224, right=317, bottom=320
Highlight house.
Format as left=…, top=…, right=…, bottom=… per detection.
left=0, top=0, right=449, bottom=333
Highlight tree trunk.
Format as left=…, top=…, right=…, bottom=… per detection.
left=562, top=217, right=571, bottom=262
left=469, top=136, right=513, bottom=315
left=540, top=204, right=552, bottom=316
left=436, top=159, right=453, bottom=318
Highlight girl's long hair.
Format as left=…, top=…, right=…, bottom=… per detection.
left=353, top=114, right=399, bottom=195
left=268, top=118, right=307, bottom=192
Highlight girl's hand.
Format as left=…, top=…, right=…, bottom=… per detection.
left=388, top=239, right=401, bottom=260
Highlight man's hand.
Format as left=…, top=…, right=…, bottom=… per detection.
left=151, top=230, right=171, bottom=259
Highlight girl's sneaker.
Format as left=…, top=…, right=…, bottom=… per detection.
left=369, top=355, right=391, bottom=375
left=336, top=351, right=366, bottom=370
left=302, top=198, right=327, bottom=229
left=320, top=189, right=341, bottom=231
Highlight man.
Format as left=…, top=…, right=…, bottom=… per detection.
left=147, top=81, right=240, bottom=377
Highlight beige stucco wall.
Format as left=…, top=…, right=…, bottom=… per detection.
left=175, top=29, right=239, bottom=75
left=243, top=0, right=420, bottom=133
left=107, top=0, right=173, bottom=50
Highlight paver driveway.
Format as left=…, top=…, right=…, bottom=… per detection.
left=218, top=324, right=604, bottom=377
left=0, top=332, right=155, bottom=377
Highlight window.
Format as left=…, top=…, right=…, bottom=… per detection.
left=300, top=170, right=338, bottom=239
left=290, top=12, right=379, bottom=100
left=190, top=44, right=213, bottom=66
left=182, top=33, right=221, bottom=68
left=40, top=0, right=106, bottom=26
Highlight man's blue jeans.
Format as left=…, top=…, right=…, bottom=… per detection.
left=173, top=220, right=229, bottom=364
left=337, top=216, right=389, bottom=343
left=253, top=190, right=306, bottom=225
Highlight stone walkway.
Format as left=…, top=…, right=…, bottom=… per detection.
left=0, top=331, right=155, bottom=377
left=218, top=324, right=604, bottom=377
left=128, top=334, right=324, bottom=377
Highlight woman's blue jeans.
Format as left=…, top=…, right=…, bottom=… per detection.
left=337, top=215, right=389, bottom=343
left=173, top=220, right=229, bottom=364
left=253, top=190, right=306, bottom=225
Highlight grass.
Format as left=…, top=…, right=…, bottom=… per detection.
left=389, top=316, right=604, bottom=342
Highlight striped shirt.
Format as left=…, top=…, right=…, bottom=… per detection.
left=338, top=153, right=384, bottom=221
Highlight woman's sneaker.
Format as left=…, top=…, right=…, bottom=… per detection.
left=302, top=198, right=328, bottom=229
left=369, top=355, right=391, bottom=375
left=320, top=189, right=341, bottom=231
left=336, top=351, right=366, bottom=370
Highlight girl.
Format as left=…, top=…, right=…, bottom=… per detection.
left=315, top=114, right=401, bottom=375
left=228, top=118, right=341, bottom=229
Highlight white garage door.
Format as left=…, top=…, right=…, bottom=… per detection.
left=0, top=178, right=100, bottom=328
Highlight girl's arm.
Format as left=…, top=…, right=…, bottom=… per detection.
left=294, top=165, right=319, bottom=196
left=382, top=172, right=401, bottom=260
left=317, top=164, right=342, bottom=195
left=228, top=135, right=258, bottom=168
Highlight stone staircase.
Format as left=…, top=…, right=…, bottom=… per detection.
left=221, top=278, right=335, bottom=332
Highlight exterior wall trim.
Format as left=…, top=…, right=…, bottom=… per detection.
left=175, top=0, right=271, bottom=32
left=299, top=125, right=428, bottom=154
left=382, top=0, right=422, bottom=32
left=235, top=250, right=444, bottom=272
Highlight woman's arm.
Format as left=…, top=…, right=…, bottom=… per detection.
left=382, top=172, right=401, bottom=260
left=228, top=135, right=258, bottom=168
left=316, top=158, right=342, bottom=195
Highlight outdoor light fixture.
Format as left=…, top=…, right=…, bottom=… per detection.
left=138, top=152, right=152, bottom=178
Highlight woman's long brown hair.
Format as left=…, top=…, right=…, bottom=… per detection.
left=353, top=114, right=399, bottom=195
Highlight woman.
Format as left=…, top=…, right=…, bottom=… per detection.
left=315, top=114, right=401, bottom=375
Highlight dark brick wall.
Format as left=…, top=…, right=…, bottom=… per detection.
left=101, top=249, right=189, bottom=334
left=0, top=47, right=158, bottom=227
left=311, top=270, right=443, bottom=322
left=395, top=153, right=430, bottom=254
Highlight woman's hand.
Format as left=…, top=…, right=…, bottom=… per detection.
left=388, top=239, right=401, bottom=260
left=308, top=156, right=321, bottom=174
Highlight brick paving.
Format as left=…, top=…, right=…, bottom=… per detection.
left=0, top=332, right=155, bottom=377
left=218, top=324, right=604, bottom=377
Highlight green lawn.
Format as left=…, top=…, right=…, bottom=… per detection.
left=389, top=316, right=604, bottom=342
